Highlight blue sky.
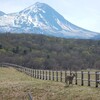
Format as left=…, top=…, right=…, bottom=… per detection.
left=0, top=0, right=100, bottom=32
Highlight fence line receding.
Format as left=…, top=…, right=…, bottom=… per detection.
left=1, top=63, right=100, bottom=88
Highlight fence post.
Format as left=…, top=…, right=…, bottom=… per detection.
left=64, top=71, right=67, bottom=82
left=27, top=68, right=29, bottom=75
left=75, top=71, right=77, bottom=85
left=40, top=70, right=41, bottom=79
left=32, top=69, right=33, bottom=77
left=95, top=71, right=99, bottom=87
left=30, top=69, right=32, bottom=76
left=70, top=70, right=71, bottom=75
left=52, top=70, right=54, bottom=81
left=52, top=71, right=54, bottom=81
left=26, top=68, right=27, bottom=74
left=32, top=69, right=34, bottom=77
left=56, top=71, right=58, bottom=82
left=24, top=67, right=26, bottom=73
left=37, top=70, right=39, bottom=78
left=25, top=68, right=27, bottom=75
left=34, top=69, right=35, bottom=78
left=81, top=71, right=84, bottom=86
left=49, top=70, right=51, bottom=80
left=60, top=71, right=62, bottom=82
left=23, top=67, right=25, bottom=73
left=30, top=69, right=31, bottom=76
left=33, top=69, right=34, bottom=77
left=35, top=69, right=36, bottom=78
left=26, top=68, right=28, bottom=75
left=46, top=70, right=47, bottom=80
left=23, top=68, right=25, bottom=73
left=36, top=70, right=37, bottom=78
left=43, top=70, right=44, bottom=80
left=28, top=68, right=29, bottom=75
left=29, top=69, right=31, bottom=76
left=88, top=71, right=90, bottom=86
left=31, top=69, right=32, bottom=76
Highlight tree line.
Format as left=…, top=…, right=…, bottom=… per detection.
left=0, top=33, right=100, bottom=70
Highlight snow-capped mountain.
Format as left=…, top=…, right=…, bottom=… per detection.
left=0, top=2, right=100, bottom=39
left=0, top=11, right=5, bottom=16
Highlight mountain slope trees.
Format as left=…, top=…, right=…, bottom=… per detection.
left=0, top=33, right=100, bottom=70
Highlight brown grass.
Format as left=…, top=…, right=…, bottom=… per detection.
left=0, top=67, right=100, bottom=100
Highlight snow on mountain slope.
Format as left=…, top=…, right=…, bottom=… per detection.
left=0, top=11, right=5, bottom=16
left=0, top=14, right=15, bottom=26
left=0, top=2, right=99, bottom=39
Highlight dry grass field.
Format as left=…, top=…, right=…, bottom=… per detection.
left=0, top=67, right=100, bottom=100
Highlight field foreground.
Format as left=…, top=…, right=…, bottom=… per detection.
left=0, top=67, right=100, bottom=100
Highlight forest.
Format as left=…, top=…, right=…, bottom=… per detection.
left=0, top=33, right=100, bottom=70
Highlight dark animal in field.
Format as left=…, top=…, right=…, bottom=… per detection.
left=65, top=73, right=76, bottom=86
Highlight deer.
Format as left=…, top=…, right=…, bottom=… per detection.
left=65, top=73, right=76, bottom=86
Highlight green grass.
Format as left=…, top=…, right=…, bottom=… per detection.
left=0, top=67, right=100, bottom=100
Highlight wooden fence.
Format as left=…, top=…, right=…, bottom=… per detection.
left=1, top=63, right=100, bottom=88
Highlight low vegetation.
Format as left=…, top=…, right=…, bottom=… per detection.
left=0, top=67, right=100, bottom=100
left=0, top=33, right=100, bottom=70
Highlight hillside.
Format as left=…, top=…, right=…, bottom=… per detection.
left=0, top=33, right=100, bottom=70
left=0, top=67, right=100, bottom=100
